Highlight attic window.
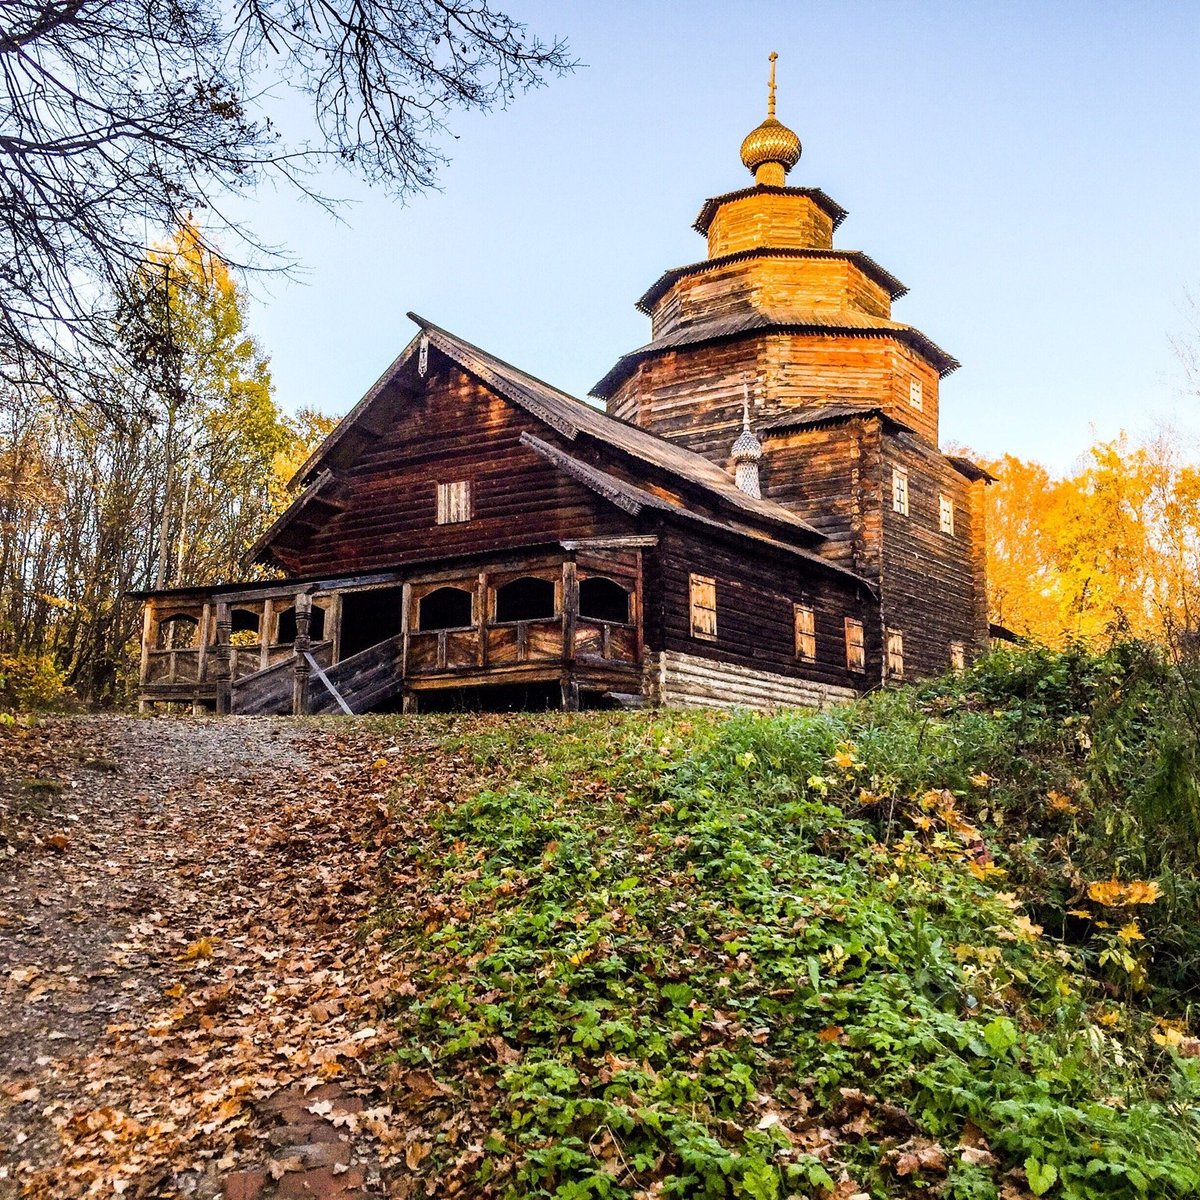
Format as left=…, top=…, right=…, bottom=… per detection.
left=886, top=629, right=905, bottom=678
left=892, top=468, right=909, bottom=516
left=689, top=574, right=717, bottom=641
left=794, top=603, right=816, bottom=662
left=436, top=480, right=472, bottom=525
left=939, top=494, right=955, bottom=536
left=844, top=617, right=865, bottom=672
left=909, top=378, right=924, bottom=411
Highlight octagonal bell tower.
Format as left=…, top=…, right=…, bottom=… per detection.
left=591, top=54, right=958, bottom=466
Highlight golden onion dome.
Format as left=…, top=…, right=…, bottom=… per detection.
left=740, top=116, right=802, bottom=175
left=740, top=52, right=801, bottom=182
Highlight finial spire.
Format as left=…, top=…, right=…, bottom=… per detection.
left=739, top=53, right=801, bottom=185
left=731, top=382, right=764, bottom=499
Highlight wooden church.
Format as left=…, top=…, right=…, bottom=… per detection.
left=133, top=57, right=990, bottom=715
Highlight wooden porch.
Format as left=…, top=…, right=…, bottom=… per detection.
left=135, top=541, right=647, bottom=715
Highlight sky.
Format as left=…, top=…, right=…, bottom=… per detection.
left=231, top=1, right=1200, bottom=472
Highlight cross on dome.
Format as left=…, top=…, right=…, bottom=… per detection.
left=739, top=52, right=802, bottom=186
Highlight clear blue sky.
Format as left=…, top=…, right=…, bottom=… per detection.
left=233, top=1, right=1200, bottom=471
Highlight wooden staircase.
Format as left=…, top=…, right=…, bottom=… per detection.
left=231, top=634, right=405, bottom=716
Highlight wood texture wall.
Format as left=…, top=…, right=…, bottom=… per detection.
left=268, top=365, right=635, bottom=576
left=647, top=526, right=876, bottom=692
left=607, top=333, right=941, bottom=468
left=879, top=434, right=989, bottom=677
left=705, top=194, right=834, bottom=257
left=649, top=256, right=893, bottom=340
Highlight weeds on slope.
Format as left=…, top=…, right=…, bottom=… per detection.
left=380, top=648, right=1200, bottom=1199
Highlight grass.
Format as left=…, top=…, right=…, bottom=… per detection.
left=376, top=647, right=1200, bottom=1199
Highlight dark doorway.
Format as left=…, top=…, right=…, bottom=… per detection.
left=340, top=586, right=404, bottom=659
left=276, top=604, right=326, bottom=644
left=494, top=576, right=556, bottom=623
left=579, top=577, right=629, bottom=624
left=418, top=586, right=473, bottom=631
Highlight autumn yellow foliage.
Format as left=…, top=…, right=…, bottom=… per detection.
left=977, top=432, right=1200, bottom=648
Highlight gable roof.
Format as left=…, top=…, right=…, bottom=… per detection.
left=520, top=433, right=871, bottom=586
left=287, top=313, right=823, bottom=543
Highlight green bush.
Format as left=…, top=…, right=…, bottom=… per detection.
left=0, top=652, right=75, bottom=713
left=379, top=647, right=1200, bottom=1199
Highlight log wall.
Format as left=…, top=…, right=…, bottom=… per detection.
left=705, top=193, right=834, bottom=257
left=270, top=365, right=635, bottom=576
left=649, top=255, right=893, bottom=339
left=647, top=526, right=877, bottom=693
left=606, top=332, right=940, bottom=464
left=879, top=433, right=989, bottom=678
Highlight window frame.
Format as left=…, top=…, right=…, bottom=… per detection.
left=794, top=602, right=816, bottom=663
left=939, top=493, right=955, bottom=536
left=435, top=479, right=472, bottom=525
left=689, top=573, right=718, bottom=642
left=892, top=467, right=910, bottom=516
left=909, top=377, right=924, bottom=411
left=844, top=616, right=865, bottom=673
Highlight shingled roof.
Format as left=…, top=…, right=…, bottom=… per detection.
left=692, top=185, right=848, bottom=235
left=636, top=247, right=908, bottom=316
left=285, top=313, right=825, bottom=546
left=590, top=309, right=961, bottom=400
left=520, top=434, right=870, bottom=585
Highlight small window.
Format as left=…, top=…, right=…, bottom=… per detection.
left=276, top=604, right=326, bottom=644
left=689, top=574, right=717, bottom=641
left=950, top=641, right=966, bottom=672
left=939, top=494, right=955, bottom=536
left=844, top=617, right=865, bottom=673
left=794, top=603, right=816, bottom=662
left=495, top=576, right=556, bottom=623
left=418, top=586, right=474, bottom=631
left=909, top=378, right=924, bottom=411
left=436, top=480, right=472, bottom=525
left=579, top=577, right=629, bottom=624
left=886, top=629, right=905, bottom=678
left=892, top=468, right=909, bottom=516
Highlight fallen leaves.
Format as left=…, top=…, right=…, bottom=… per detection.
left=0, top=715, right=456, bottom=1197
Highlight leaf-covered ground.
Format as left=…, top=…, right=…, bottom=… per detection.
left=3, top=650, right=1200, bottom=1200
left=0, top=715, right=463, bottom=1199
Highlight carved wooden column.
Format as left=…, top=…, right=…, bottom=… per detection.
left=138, top=603, right=155, bottom=713
left=213, top=600, right=232, bottom=716
left=292, top=593, right=312, bottom=716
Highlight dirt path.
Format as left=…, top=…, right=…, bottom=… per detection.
left=0, top=715, right=438, bottom=1200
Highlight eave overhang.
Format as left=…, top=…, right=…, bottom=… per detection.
left=693, top=185, right=849, bottom=236
left=635, top=247, right=908, bottom=315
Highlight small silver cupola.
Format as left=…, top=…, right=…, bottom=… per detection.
left=731, top=386, right=763, bottom=499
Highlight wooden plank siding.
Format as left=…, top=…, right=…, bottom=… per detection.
left=761, top=419, right=884, bottom=575
left=651, top=526, right=876, bottom=693
left=879, top=432, right=989, bottom=677
left=268, top=365, right=637, bottom=576
left=649, top=255, right=894, bottom=340
left=606, top=332, right=940, bottom=468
